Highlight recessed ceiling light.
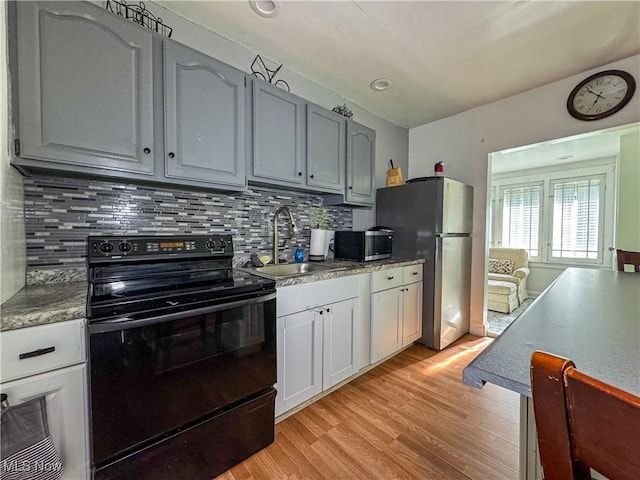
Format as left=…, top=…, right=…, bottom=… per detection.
left=370, top=78, right=392, bottom=91
left=249, top=0, right=280, bottom=18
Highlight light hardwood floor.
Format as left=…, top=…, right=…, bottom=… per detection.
left=217, top=335, right=519, bottom=480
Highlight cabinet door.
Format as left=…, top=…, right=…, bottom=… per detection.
left=370, top=288, right=401, bottom=363
left=164, top=40, right=246, bottom=188
left=322, top=299, right=357, bottom=389
left=0, top=364, right=89, bottom=480
left=17, top=1, right=154, bottom=174
left=252, top=80, right=305, bottom=185
left=346, top=121, right=375, bottom=205
left=276, top=310, right=322, bottom=415
left=306, top=104, right=345, bottom=193
left=402, top=282, right=423, bottom=347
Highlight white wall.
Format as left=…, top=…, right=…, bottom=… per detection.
left=617, top=130, right=640, bottom=250
left=0, top=0, right=25, bottom=303
left=409, top=55, right=640, bottom=335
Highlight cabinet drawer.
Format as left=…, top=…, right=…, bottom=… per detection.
left=277, top=275, right=361, bottom=317
left=371, top=267, right=403, bottom=293
left=1, top=319, right=86, bottom=382
left=403, top=264, right=423, bottom=284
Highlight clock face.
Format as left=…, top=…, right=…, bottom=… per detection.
left=567, top=70, right=636, bottom=121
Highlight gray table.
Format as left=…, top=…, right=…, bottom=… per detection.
left=463, top=268, right=640, bottom=479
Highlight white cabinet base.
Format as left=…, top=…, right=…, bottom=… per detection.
left=0, top=363, right=90, bottom=480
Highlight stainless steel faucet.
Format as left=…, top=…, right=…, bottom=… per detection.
left=272, top=206, right=298, bottom=264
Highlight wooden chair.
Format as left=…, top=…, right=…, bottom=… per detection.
left=616, top=249, right=640, bottom=272
left=530, top=351, right=640, bottom=480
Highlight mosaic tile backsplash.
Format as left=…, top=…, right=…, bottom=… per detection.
left=24, top=176, right=352, bottom=280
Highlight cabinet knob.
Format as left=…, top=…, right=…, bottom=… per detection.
left=168, top=152, right=175, bottom=159
left=319, top=310, right=324, bottom=315
left=349, top=186, right=353, bottom=190
left=143, top=147, right=151, bottom=154
left=298, top=172, right=302, bottom=176
left=310, top=174, right=314, bottom=179
left=326, top=308, right=330, bottom=313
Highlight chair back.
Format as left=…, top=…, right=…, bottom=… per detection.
left=616, top=249, right=640, bottom=272
left=530, top=351, right=640, bottom=480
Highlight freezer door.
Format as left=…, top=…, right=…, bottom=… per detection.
left=434, top=235, right=471, bottom=350
left=439, top=178, right=473, bottom=234
left=376, top=181, right=437, bottom=258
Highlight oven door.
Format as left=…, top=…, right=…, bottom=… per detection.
left=88, top=290, right=276, bottom=468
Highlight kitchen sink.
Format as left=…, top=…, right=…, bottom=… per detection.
left=254, top=262, right=335, bottom=277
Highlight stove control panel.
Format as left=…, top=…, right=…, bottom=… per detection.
left=88, top=235, right=234, bottom=261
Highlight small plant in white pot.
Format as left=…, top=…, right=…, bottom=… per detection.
left=309, top=208, right=333, bottom=261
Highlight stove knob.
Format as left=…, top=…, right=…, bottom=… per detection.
left=99, top=242, right=114, bottom=253
left=206, top=240, right=216, bottom=249
left=219, top=239, right=227, bottom=249
left=119, top=242, right=132, bottom=253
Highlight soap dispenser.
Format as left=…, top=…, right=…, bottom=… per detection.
left=294, top=243, right=304, bottom=263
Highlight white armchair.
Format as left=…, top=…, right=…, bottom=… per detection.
left=487, top=247, right=530, bottom=313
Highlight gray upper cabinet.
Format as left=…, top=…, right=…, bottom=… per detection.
left=345, top=121, right=376, bottom=206
left=251, top=80, right=305, bottom=186
left=15, top=1, right=155, bottom=175
left=164, top=40, right=245, bottom=188
left=306, top=104, right=345, bottom=194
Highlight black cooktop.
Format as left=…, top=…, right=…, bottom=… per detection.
left=86, top=235, right=275, bottom=321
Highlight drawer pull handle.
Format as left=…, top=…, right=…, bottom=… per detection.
left=1, top=393, right=8, bottom=406
left=387, top=276, right=394, bottom=280
left=19, top=346, right=56, bottom=360
left=412, top=272, right=418, bottom=275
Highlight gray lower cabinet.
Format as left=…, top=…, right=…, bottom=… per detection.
left=370, top=287, right=402, bottom=362
left=164, top=40, right=246, bottom=188
left=275, top=275, right=362, bottom=416
left=306, top=104, right=345, bottom=193
left=346, top=121, right=376, bottom=205
left=321, top=298, right=357, bottom=388
left=15, top=1, right=155, bottom=175
left=250, top=80, right=305, bottom=186
left=277, top=298, right=357, bottom=416
left=277, top=308, right=322, bottom=414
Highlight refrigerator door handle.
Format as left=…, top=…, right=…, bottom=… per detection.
left=434, top=233, right=470, bottom=238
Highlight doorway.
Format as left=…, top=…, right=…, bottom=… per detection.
left=484, top=122, right=639, bottom=336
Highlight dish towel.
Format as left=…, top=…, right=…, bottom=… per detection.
left=0, top=395, right=63, bottom=480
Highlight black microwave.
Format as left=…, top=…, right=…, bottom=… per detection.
left=334, top=229, right=393, bottom=262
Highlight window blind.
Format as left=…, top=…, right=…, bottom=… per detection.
left=551, top=176, right=603, bottom=260
left=500, top=183, right=541, bottom=258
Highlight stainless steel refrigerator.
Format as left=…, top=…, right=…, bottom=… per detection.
left=376, top=177, right=473, bottom=350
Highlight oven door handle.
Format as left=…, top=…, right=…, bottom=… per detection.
left=89, top=292, right=277, bottom=334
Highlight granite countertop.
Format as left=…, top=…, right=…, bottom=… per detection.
left=463, top=268, right=640, bottom=398
left=0, top=258, right=423, bottom=332
left=240, top=257, right=425, bottom=287
left=0, top=281, right=87, bottom=332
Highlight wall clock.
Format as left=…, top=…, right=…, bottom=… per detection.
left=566, top=70, right=636, bottom=121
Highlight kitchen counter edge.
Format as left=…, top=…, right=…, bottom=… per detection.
left=240, top=257, right=425, bottom=288
left=1, top=258, right=424, bottom=332
left=0, top=281, right=87, bottom=332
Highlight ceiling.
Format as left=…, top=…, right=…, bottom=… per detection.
left=491, top=122, right=640, bottom=174
left=159, top=1, right=640, bottom=129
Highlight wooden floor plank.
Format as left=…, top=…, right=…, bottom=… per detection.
left=215, top=335, right=519, bottom=479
